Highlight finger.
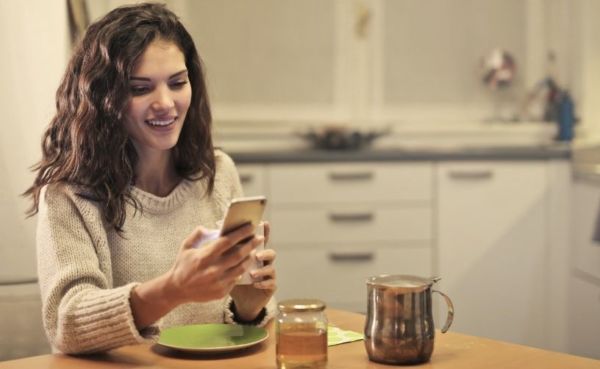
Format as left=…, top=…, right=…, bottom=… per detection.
left=253, top=278, right=277, bottom=290
left=182, top=226, right=212, bottom=250
left=221, top=257, right=252, bottom=282
left=220, top=236, right=264, bottom=270
left=211, top=223, right=255, bottom=255
left=250, top=264, right=275, bottom=281
left=255, top=248, right=275, bottom=266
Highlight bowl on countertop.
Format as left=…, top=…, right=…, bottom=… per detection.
left=298, top=126, right=392, bottom=151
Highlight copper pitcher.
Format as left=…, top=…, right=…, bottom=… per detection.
left=364, top=275, right=454, bottom=365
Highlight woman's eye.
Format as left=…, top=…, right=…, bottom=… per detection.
left=170, top=80, right=188, bottom=89
left=130, top=86, right=150, bottom=95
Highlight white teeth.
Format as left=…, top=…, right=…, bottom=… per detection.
left=146, top=118, right=175, bottom=126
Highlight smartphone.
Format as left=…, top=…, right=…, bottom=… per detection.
left=221, top=196, right=267, bottom=285
left=220, top=196, right=267, bottom=236
left=193, top=196, right=267, bottom=249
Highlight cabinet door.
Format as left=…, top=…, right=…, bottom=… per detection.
left=182, top=0, right=341, bottom=122
left=572, top=178, right=600, bottom=281
left=567, top=276, right=600, bottom=359
left=373, top=0, right=530, bottom=122
left=0, top=284, right=49, bottom=360
left=275, top=246, right=432, bottom=313
left=437, top=161, right=548, bottom=348
left=567, top=176, right=600, bottom=359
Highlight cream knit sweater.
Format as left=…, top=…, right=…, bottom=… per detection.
left=36, top=151, right=275, bottom=354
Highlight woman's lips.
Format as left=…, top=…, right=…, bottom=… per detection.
left=145, top=117, right=176, bottom=127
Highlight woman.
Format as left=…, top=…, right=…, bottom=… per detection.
left=25, top=3, right=276, bottom=354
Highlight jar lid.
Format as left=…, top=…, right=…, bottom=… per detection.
left=278, top=299, right=326, bottom=313
left=366, top=274, right=440, bottom=292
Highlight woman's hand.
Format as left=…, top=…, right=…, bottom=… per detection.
left=168, top=224, right=263, bottom=304
left=230, top=221, right=277, bottom=321
left=130, top=224, right=262, bottom=330
left=130, top=223, right=271, bottom=329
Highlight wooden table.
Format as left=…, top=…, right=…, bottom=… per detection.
left=1, top=309, right=599, bottom=368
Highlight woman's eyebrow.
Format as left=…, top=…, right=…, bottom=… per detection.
left=130, top=69, right=188, bottom=81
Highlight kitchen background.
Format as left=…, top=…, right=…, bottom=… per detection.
left=1, top=0, right=600, bottom=362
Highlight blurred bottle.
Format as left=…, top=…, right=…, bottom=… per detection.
left=556, top=90, right=575, bottom=141
left=542, top=77, right=561, bottom=122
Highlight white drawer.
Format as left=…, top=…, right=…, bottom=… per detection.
left=269, top=205, right=432, bottom=246
left=274, top=246, right=432, bottom=313
left=237, top=165, right=268, bottom=197
left=267, top=163, right=433, bottom=204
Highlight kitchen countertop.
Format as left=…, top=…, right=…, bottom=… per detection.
left=215, top=121, right=572, bottom=163
left=226, top=144, right=571, bottom=164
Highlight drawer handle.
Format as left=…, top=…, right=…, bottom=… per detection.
left=239, top=174, right=253, bottom=184
left=329, top=251, right=374, bottom=262
left=328, top=172, right=374, bottom=181
left=448, top=170, right=493, bottom=180
left=329, top=212, right=374, bottom=222
left=0, top=277, right=38, bottom=286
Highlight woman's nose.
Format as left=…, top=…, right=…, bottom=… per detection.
left=150, top=85, right=175, bottom=111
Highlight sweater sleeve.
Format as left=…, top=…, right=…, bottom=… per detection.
left=223, top=296, right=278, bottom=327
left=36, top=185, right=158, bottom=354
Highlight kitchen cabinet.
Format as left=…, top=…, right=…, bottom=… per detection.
left=275, top=247, right=431, bottom=313
left=260, top=162, right=434, bottom=313
left=237, top=158, right=573, bottom=352
left=567, top=275, right=600, bottom=360
left=567, top=174, right=600, bottom=359
left=0, top=284, right=49, bottom=360
left=373, top=0, right=532, bottom=122
left=436, top=160, right=564, bottom=350
left=182, top=0, right=343, bottom=123
left=178, top=0, right=570, bottom=125
left=571, top=176, right=600, bottom=281
left=267, top=163, right=431, bottom=204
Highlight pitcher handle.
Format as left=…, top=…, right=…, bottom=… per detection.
left=432, top=289, right=454, bottom=333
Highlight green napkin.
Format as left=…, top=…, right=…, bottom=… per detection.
left=327, top=325, right=364, bottom=346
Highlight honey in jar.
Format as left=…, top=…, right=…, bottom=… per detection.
left=276, top=299, right=327, bottom=369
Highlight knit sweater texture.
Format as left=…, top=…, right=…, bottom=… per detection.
left=36, top=151, right=275, bottom=354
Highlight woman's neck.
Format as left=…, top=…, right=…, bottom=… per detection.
left=133, top=151, right=180, bottom=197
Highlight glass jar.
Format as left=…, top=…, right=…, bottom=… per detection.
left=276, top=299, right=328, bottom=369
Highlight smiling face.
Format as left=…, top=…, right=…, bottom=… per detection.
left=124, top=38, right=192, bottom=159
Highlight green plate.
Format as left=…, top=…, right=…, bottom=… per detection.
left=158, top=324, right=268, bottom=353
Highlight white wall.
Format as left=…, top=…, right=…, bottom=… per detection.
left=0, top=0, right=68, bottom=281
left=578, top=0, right=600, bottom=139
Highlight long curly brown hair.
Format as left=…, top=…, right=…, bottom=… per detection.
left=24, top=3, right=215, bottom=232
